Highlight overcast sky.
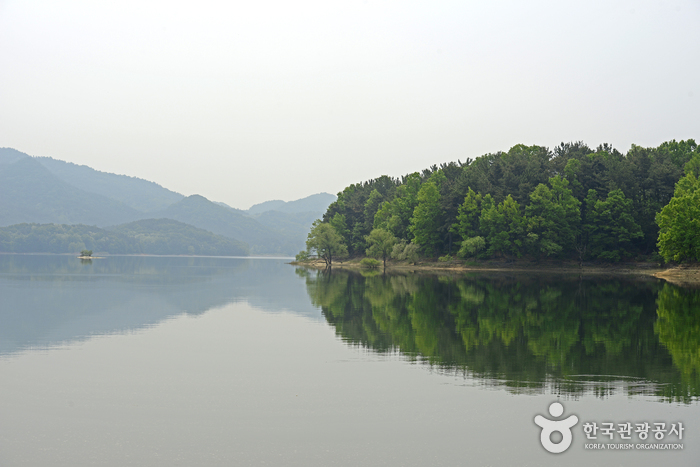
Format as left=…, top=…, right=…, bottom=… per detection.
left=1, top=0, right=698, bottom=209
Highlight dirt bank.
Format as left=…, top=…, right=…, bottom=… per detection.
left=290, top=258, right=674, bottom=279
left=653, top=265, right=700, bottom=287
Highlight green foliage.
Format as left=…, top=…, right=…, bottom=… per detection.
left=360, top=258, right=381, bottom=268
left=479, top=195, right=524, bottom=258
left=363, top=189, right=384, bottom=233
left=295, top=250, right=310, bottom=262
left=457, top=236, right=485, bottom=258
left=409, top=181, right=442, bottom=256
left=655, top=285, right=700, bottom=387
left=306, top=221, right=348, bottom=267
left=303, top=270, right=695, bottom=401
left=524, top=176, right=581, bottom=258
left=373, top=173, right=422, bottom=240
left=324, top=175, right=398, bottom=256
left=438, top=254, right=453, bottom=262
left=319, top=139, right=697, bottom=262
left=452, top=188, right=482, bottom=241
left=587, top=189, right=643, bottom=261
left=80, top=250, right=93, bottom=257
left=685, top=153, right=700, bottom=178
left=365, top=228, right=397, bottom=268
left=656, top=173, right=700, bottom=262
left=391, top=241, right=420, bottom=264
left=329, top=213, right=350, bottom=249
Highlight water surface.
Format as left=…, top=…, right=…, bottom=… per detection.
left=0, top=255, right=698, bottom=466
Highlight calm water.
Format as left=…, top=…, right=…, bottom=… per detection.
left=0, top=255, right=698, bottom=466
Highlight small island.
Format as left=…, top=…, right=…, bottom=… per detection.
left=78, top=249, right=93, bottom=259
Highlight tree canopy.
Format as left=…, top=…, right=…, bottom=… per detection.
left=365, top=228, right=398, bottom=268
left=306, top=220, right=348, bottom=267
left=319, top=139, right=699, bottom=263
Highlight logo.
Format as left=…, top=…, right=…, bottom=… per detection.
left=534, top=402, right=579, bottom=453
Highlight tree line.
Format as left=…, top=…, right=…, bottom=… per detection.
left=303, top=140, right=700, bottom=264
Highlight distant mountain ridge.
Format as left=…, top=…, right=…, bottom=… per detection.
left=247, top=193, right=336, bottom=215
left=36, top=156, right=184, bottom=212
left=0, top=147, right=336, bottom=255
left=1, top=148, right=183, bottom=213
left=0, top=157, right=140, bottom=227
left=150, top=195, right=296, bottom=255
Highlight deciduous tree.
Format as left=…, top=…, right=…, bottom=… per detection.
left=306, top=221, right=348, bottom=267
left=365, top=228, right=398, bottom=268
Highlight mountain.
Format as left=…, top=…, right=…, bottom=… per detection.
left=35, top=156, right=184, bottom=212
left=154, top=195, right=295, bottom=255
left=0, top=223, right=137, bottom=254
left=0, top=157, right=141, bottom=227
left=0, top=147, right=334, bottom=255
left=0, top=219, right=249, bottom=256
left=247, top=192, right=336, bottom=215
left=0, top=148, right=27, bottom=165
left=249, top=210, right=321, bottom=250
left=108, top=218, right=249, bottom=256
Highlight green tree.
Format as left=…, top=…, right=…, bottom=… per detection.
left=409, top=181, right=442, bottom=256
left=656, top=173, right=700, bottom=262
left=480, top=195, right=524, bottom=258
left=80, top=249, right=93, bottom=257
left=457, top=236, right=485, bottom=258
left=329, top=213, right=351, bottom=248
left=391, top=241, right=420, bottom=264
left=364, top=189, right=384, bottom=233
left=365, top=228, right=398, bottom=268
left=374, top=172, right=422, bottom=240
left=588, top=189, right=643, bottom=261
left=451, top=187, right=483, bottom=242
left=306, top=221, right=348, bottom=267
left=524, top=176, right=581, bottom=258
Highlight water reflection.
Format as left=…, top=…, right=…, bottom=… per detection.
left=301, top=268, right=700, bottom=403
left=0, top=255, right=318, bottom=355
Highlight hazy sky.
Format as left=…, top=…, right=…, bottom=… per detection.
left=1, top=0, right=698, bottom=209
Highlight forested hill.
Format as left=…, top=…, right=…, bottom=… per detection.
left=0, top=148, right=184, bottom=213
left=0, top=157, right=141, bottom=227
left=319, top=140, right=700, bottom=262
left=0, top=147, right=335, bottom=255
left=0, top=220, right=249, bottom=256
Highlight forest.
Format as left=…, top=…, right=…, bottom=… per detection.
left=313, top=139, right=700, bottom=263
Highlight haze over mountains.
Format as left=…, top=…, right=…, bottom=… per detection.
left=0, top=148, right=336, bottom=255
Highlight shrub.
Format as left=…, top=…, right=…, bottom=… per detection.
left=457, top=236, right=485, bottom=258
left=438, top=254, right=453, bottom=262
left=360, top=258, right=381, bottom=268
left=295, top=250, right=310, bottom=262
left=391, top=241, right=420, bottom=264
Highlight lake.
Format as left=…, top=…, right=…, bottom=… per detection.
left=0, top=255, right=698, bottom=466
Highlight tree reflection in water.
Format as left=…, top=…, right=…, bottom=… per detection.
left=300, top=268, right=700, bottom=403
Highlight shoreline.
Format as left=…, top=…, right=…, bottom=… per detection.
left=290, top=258, right=700, bottom=285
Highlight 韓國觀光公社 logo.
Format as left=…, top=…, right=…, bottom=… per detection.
left=534, top=402, right=579, bottom=453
